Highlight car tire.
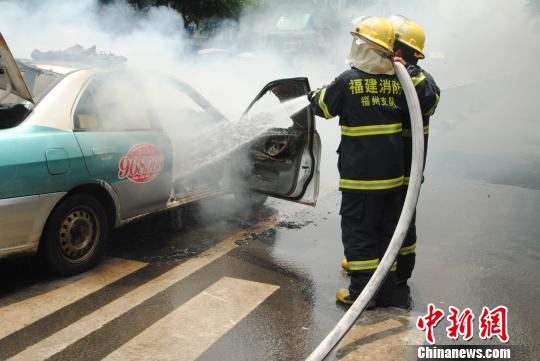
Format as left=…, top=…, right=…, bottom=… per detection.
left=40, top=194, right=109, bottom=276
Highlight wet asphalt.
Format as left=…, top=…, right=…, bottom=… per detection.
left=1, top=169, right=538, bottom=360
left=1, top=77, right=539, bottom=360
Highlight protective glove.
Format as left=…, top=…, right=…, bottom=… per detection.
left=406, top=64, right=421, bottom=77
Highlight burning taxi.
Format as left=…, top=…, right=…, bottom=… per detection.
left=0, top=34, right=321, bottom=275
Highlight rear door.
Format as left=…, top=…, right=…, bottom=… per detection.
left=242, top=78, right=320, bottom=205
left=73, top=73, right=173, bottom=220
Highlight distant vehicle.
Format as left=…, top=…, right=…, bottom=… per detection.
left=0, top=34, right=321, bottom=275
left=266, top=14, right=331, bottom=55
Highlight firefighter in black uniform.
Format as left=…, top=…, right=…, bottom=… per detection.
left=309, top=17, right=408, bottom=306
left=390, top=16, right=440, bottom=285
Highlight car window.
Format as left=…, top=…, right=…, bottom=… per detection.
left=74, top=76, right=159, bottom=131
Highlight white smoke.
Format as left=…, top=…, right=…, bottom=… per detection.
left=1, top=0, right=186, bottom=70
left=1, top=0, right=538, bottom=190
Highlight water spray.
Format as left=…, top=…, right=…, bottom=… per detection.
left=174, top=95, right=309, bottom=179
left=305, top=61, right=425, bottom=361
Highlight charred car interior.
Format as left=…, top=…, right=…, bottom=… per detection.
left=243, top=78, right=316, bottom=199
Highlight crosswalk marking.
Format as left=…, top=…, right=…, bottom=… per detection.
left=0, top=257, right=146, bottom=340
left=8, top=217, right=278, bottom=361
left=104, top=277, right=279, bottom=361
left=336, top=308, right=422, bottom=360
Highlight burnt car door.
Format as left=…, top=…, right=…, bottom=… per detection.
left=73, top=73, right=173, bottom=220
left=242, top=77, right=320, bottom=205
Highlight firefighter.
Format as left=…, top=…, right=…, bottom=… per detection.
left=390, top=15, right=440, bottom=285
left=308, top=17, right=408, bottom=306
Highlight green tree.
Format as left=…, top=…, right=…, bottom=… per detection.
left=102, top=0, right=258, bottom=26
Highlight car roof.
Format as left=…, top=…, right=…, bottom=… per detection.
left=29, top=63, right=82, bottom=75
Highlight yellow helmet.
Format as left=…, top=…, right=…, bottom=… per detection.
left=350, top=16, right=395, bottom=53
left=389, top=15, right=425, bottom=59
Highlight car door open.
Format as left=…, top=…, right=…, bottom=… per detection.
left=242, top=77, right=320, bottom=206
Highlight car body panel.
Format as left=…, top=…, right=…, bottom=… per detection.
left=25, top=69, right=103, bottom=131
left=71, top=72, right=175, bottom=219
left=45, top=148, right=70, bottom=175
left=295, top=131, right=321, bottom=206
left=0, top=124, right=90, bottom=199
left=0, top=192, right=66, bottom=255
left=75, top=131, right=173, bottom=219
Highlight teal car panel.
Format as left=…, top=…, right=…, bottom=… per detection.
left=0, top=124, right=89, bottom=199
left=45, top=148, right=70, bottom=175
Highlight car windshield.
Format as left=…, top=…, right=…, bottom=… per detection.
left=0, top=62, right=63, bottom=129
left=159, top=76, right=226, bottom=123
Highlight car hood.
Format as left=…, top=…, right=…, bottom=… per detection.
left=0, top=32, right=34, bottom=104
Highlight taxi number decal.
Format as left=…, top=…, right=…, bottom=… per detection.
left=118, top=143, right=164, bottom=183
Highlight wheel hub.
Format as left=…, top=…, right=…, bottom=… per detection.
left=59, top=209, right=98, bottom=262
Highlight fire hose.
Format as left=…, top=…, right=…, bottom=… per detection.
left=305, top=61, right=425, bottom=361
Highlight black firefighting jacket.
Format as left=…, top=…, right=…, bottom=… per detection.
left=310, top=67, right=408, bottom=193
left=402, top=65, right=440, bottom=185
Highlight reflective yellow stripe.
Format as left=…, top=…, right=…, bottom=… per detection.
left=426, top=93, right=440, bottom=116
left=391, top=261, right=398, bottom=272
left=403, top=175, right=425, bottom=186
left=348, top=259, right=379, bottom=265
left=412, top=72, right=426, bottom=86
left=339, top=176, right=404, bottom=190
left=318, top=87, right=334, bottom=119
left=348, top=258, right=380, bottom=271
left=402, top=125, right=429, bottom=137
left=399, top=243, right=416, bottom=255
left=341, top=123, right=402, bottom=137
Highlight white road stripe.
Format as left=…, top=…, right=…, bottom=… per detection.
left=9, top=217, right=279, bottom=361
left=336, top=308, right=423, bottom=360
left=0, top=257, right=146, bottom=340
left=104, top=277, right=279, bottom=361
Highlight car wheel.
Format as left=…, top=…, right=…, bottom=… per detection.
left=40, top=194, right=109, bottom=275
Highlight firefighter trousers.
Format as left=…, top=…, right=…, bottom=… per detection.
left=340, top=191, right=403, bottom=305
left=396, top=188, right=417, bottom=282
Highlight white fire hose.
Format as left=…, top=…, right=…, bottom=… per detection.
left=305, top=61, right=425, bottom=361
